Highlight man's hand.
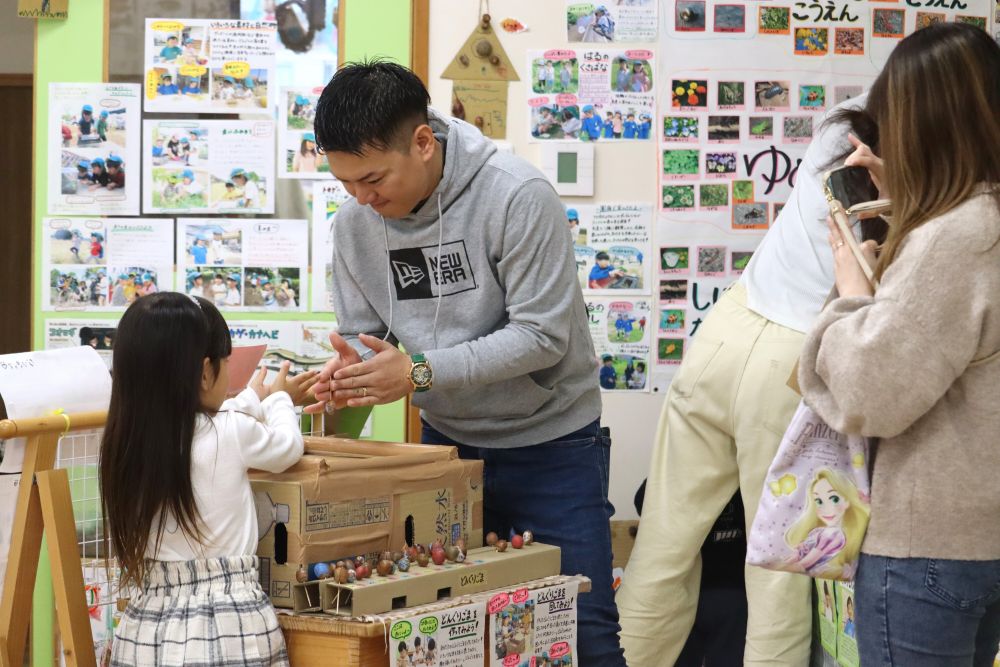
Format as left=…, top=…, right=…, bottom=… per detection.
left=328, top=334, right=414, bottom=409
left=302, top=333, right=363, bottom=414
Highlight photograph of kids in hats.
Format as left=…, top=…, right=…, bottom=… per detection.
left=56, top=98, right=130, bottom=196
left=209, top=68, right=269, bottom=109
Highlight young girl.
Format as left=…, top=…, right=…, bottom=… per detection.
left=784, top=469, right=869, bottom=579
left=101, top=292, right=317, bottom=666
left=292, top=132, right=319, bottom=173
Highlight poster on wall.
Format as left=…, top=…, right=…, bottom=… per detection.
left=311, top=180, right=352, bottom=312
left=278, top=87, right=330, bottom=178
left=527, top=48, right=655, bottom=142
left=48, top=83, right=141, bottom=216
left=387, top=600, right=487, bottom=667
left=143, top=18, right=276, bottom=114
left=226, top=320, right=338, bottom=376
left=142, top=119, right=276, bottom=215
left=567, top=203, right=653, bottom=295
left=489, top=580, right=580, bottom=667
left=587, top=297, right=652, bottom=392
left=240, top=0, right=339, bottom=90
left=176, top=218, right=309, bottom=312
left=566, top=1, right=658, bottom=43
left=42, top=218, right=173, bottom=312
left=650, top=0, right=994, bottom=391
left=44, top=319, right=118, bottom=370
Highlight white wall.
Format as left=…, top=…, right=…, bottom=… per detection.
left=0, top=16, right=35, bottom=75
left=427, top=1, right=662, bottom=520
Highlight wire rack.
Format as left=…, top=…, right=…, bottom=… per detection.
left=54, top=426, right=120, bottom=662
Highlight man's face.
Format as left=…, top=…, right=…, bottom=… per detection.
left=325, top=128, right=437, bottom=219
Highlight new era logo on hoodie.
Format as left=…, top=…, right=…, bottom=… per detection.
left=389, top=240, right=478, bottom=300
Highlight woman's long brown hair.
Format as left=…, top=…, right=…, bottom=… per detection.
left=872, top=23, right=1000, bottom=279
left=100, top=293, right=231, bottom=590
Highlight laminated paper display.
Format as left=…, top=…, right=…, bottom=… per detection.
left=48, top=83, right=141, bottom=216
left=143, top=18, right=276, bottom=114
left=489, top=580, right=580, bottom=667
left=310, top=180, right=352, bottom=312
left=587, top=297, right=652, bottom=392
left=389, top=601, right=487, bottom=667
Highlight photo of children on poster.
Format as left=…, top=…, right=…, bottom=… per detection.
left=567, top=203, right=652, bottom=294
left=489, top=582, right=579, bottom=667
left=587, top=298, right=652, bottom=392
left=144, top=18, right=276, bottom=114
left=387, top=600, right=486, bottom=667
left=49, top=83, right=141, bottom=216
left=43, top=217, right=173, bottom=311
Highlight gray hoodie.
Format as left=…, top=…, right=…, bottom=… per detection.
left=331, top=109, right=602, bottom=448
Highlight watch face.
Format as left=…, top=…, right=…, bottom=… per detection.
left=412, top=364, right=433, bottom=386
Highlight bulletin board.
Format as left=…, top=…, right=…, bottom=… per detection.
left=426, top=0, right=998, bottom=523
left=26, top=1, right=422, bottom=663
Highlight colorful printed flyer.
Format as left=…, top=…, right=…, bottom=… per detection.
left=278, top=87, right=330, bottom=179
left=48, top=83, right=141, bottom=216
left=43, top=217, right=173, bottom=311
left=240, top=0, right=339, bottom=90
left=143, top=18, right=276, bottom=114
left=489, top=580, right=580, bottom=666
left=225, top=321, right=338, bottom=377
left=388, top=600, right=487, bottom=667
left=587, top=297, right=652, bottom=392
left=817, top=579, right=838, bottom=659
left=176, top=218, right=309, bottom=312
left=567, top=203, right=652, bottom=295
left=311, top=181, right=352, bottom=312
left=836, top=581, right=860, bottom=667
left=528, top=48, right=655, bottom=142
left=566, top=1, right=658, bottom=43
left=143, top=119, right=276, bottom=214
left=44, top=319, right=118, bottom=370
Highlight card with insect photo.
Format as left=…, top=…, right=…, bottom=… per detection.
left=657, top=337, right=685, bottom=365
left=915, top=11, right=946, bottom=30
left=659, top=246, right=691, bottom=275
left=676, top=0, right=707, bottom=31
left=754, top=81, right=790, bottom=111
left=733, top=202, right=769, bottom=230
left=659, top=308, right=687, bottom=334
left=730, top=250, right=754, bottom=276
left=716, top=81, right=746, bottom=110
left=696, top=246, right=727, bottom=277
left=798, top=84, right=827, bottom=111
left=833, top=86, right=864, bottom=105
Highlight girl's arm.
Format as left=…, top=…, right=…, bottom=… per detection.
left=229, top=388, right=303, bottom=473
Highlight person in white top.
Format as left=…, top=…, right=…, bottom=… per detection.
left=99, top=292, right=319, bottom=666
left=617, top=93, right=878, bottom=666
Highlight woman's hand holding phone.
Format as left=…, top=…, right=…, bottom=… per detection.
left=827, top=215, right=879, bottom=298
left=844, top=134, right=887, bottom=199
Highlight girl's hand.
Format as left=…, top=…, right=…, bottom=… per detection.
left=844, top=134, right=887, bottom=198
left=249, top=365, right=269, bottom=401
left=828, top=216, right=878, bottom=298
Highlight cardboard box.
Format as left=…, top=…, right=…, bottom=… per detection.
left=298, top=543, right=561, bottom=616
left=250, top=437, right=484, bottom=608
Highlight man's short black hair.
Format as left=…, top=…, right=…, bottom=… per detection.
left=314, top=59, right=430, bottom=156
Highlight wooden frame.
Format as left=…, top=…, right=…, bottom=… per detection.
left=0, top=411, right=108, bottom=667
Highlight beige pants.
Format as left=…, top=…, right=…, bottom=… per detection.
left=617, top=283, right=812, bottom=666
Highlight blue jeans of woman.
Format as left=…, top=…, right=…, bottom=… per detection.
left=421, top=418, right=627, bottom=667
left=856, top=553, right=1000, bottom=666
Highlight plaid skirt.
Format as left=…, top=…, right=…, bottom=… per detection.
left=110, top=556, right=288, bottom=667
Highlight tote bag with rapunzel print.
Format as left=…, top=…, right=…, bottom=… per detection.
left=747, top=401, right=871, bottom=581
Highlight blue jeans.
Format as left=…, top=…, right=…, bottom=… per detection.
left=856, top=553, right=1000, bottom=666
left=422, top=419, right=627, bottom=667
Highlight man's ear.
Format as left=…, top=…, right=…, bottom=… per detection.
left=413, top=124, right=437, bottom=162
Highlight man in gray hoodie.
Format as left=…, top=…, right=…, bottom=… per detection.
left=305, top=60, right=626, bottom=665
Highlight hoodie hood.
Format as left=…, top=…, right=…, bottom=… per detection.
left=398, top=108, right=498, bottom=225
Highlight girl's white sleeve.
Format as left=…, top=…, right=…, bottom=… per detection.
left=232, top=390, right=304, bottom=473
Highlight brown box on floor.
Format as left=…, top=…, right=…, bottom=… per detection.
left=251, top=436, right=484, bottom=608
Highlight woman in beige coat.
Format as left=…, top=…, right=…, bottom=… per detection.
left=800, top=23, right=1000, bottom=666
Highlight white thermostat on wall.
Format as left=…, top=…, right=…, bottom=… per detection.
left=541, top=143, right=594, bottom=196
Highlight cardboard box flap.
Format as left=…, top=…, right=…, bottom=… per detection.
left=303, top=436, right=457, bottom=461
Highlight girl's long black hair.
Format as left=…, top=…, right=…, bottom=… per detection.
left=100, top=292, right=231, bottom=589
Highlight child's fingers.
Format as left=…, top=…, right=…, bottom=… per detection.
left=275, top=360, right=291, bottom=384
left=250, top=365, right=268, bottom=387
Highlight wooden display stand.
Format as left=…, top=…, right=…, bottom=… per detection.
left=0, top=411, right=107, bottom=667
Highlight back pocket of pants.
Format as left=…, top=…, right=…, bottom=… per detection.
left=925, top=558, right=1000, bottom=610
left=671, top=338, right=723, bottom=398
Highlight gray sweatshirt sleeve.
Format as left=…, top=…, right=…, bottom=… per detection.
left=330, top=241, right=394, bottom=359
left=424, top=179, right=580, bottom=389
